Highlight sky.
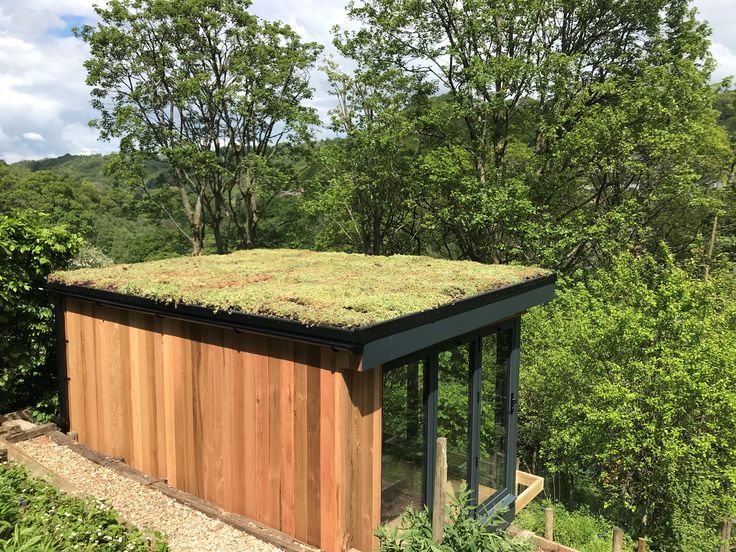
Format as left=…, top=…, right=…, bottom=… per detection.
left=0, top=0, right=734, bottom=163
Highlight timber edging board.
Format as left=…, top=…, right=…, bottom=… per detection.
left=49, top=431, right=320, bottom=552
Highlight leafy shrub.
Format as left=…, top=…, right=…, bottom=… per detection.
left=377, top=487, right=533, bottom=552
left=515, top=501, right=635, bottom=552
left=69, top=244, right=114, bottom=270
left=0, top=462, right=166, bottom=551
left=520, top=251, right=736, bottom=550
left=0, top=212, right=81, bottom=413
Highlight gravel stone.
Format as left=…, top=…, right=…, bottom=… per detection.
left=16, top=436, right=282, bottom=552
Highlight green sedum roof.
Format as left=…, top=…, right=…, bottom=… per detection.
left=49, top=249, right=550, bottom=328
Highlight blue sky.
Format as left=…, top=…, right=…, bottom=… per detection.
left=0, top=0, right=734, bottom=163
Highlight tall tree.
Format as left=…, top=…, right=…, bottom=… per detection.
left=337, top=0, right=732, bottom=268
left=77, top=0, right=321, bottom=255
left=306, top=62, right=426, bottom=255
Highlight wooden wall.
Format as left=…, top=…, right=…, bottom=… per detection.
left=62, top=297, right=381, bottom=552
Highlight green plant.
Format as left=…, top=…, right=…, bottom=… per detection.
left=515, top=501, right=635, bottom=552
left=0, top=463, right=167, bottom=551
left=377, top=487, right=533, bottom=552
left=0, top=212, right=81, bottom=413
left=520, top=251, right=736, bottom=549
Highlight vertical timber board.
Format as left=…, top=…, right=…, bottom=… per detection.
left=139, top=314, right=159, bottom=478
left=293, top=342, right=309, bottom=542
left=240, top=330, right=256, bottom=517
left=319, top=348, right=338, bottom=552
left=279, top=339, right=296, bottom=536
left=161, top=318, right=182, bottom=488
left=370, top=366, right=382, bottom=550
left=207, top=326, right=226, bottom=506
left=349, top=367, right=382, bottom=552
left=102, top=305, right=129, bottom=460
left=306, top=344, right=322, bottom=548
left=127, top=310, right=145, bottom=472
left=153, top=316, right=167, bottom=480
left=79, top=301, right=99, bottom=450
left=220, top=328, right=239, bottom=512
left=254, top=334, right=271, bottom=526
left=267, top=338, right=283, bottom=528
left=334, top=352, right=356, bottom=551
left=186, top=324, right=201, bottom=497
left=63, top=303, right=83, bottom=442
left=92, top=307, right=109, bottom=454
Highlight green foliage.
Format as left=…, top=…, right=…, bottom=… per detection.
left=78, top=0, right=322, bottom=254
left=377, top=488, right=533, bottom=552
left=0, top=462, right=166, bottom=551
left=69, top=245, right=114, bottom=270
left=515, top=501, right=635, bottom=552
left=305, top=62, right=427, bottom=255
left=0, top=213, right=81, bottom=413
left=0, top=168, right=102, bottom=241
left=335, top=0, right=733, bottom=268
left=520, top=251, right=736, bottom=550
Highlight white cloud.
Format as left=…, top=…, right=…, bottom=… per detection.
left=0, top=0, right=733, bottom=162
left=0, top=1, right=117, bottom=162
left=693, top=0, right=736, bottom=81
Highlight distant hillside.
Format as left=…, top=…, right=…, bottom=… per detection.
left=11, top=153, right=170, bottom=188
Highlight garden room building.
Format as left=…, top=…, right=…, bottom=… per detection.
left=46, top=249, right=556, bottom=552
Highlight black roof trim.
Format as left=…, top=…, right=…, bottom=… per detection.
left=44, top=272, right=556, bottom=357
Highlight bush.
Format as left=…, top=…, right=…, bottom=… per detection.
left=68, top=244, right=114, bottom=270
left=520, top=251, right=736, bottom=550
left=0, top=212, right=81, bottom=413
left=0, top=462, right=166, bottom=551
left=515, top=501, right=635, bottom=552
left=377, top=487, right=533, bottom=552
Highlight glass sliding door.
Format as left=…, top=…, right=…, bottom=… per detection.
left=381, top=361, right=426, bottom=525
left=380, top=318, right=520, bottom=524
left=437, top=345, right=472, bottom=502
left=477, top=328, right=513, bottom=507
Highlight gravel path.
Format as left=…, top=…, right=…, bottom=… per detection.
left=16, top=436, right=281, bottom=552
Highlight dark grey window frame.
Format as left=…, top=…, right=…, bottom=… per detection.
left=382, top=316, right=521, bottom=523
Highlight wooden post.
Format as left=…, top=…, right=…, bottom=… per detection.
left=612, top=527, right=624, bottom=552
left=720, top=518, right=733, bottom=552
left=544, top=507, right=554, bottom=541
left=637, top=537, right=647, bottom=552
left=432, top=437, right=447, bottom=543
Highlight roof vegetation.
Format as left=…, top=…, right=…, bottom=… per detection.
left=49, top=249, right=550, bottom=328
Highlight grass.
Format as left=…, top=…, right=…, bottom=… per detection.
left=49, top=249, right=550, bottom=328
left=514, top=501, right=635, bottom=552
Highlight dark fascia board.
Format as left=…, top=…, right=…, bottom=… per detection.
left=44, top=273, right=556, bottom=367
left=359, top=278, right=555, bottom=370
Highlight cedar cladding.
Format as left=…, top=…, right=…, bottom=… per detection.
left=63, top=297, right=381, bottom=552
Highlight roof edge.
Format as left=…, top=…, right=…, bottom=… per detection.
left=44, top=272, right=556, bottom=357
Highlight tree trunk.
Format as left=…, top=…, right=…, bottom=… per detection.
left=705, top=214, right=718, bottom=280
left=242, top=187, right=257, bottom=249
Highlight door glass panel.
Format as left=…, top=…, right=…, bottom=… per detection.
left=478, top=331, right=510, bottom=504
left=437, top=344, right=471, bottom=502
left=381, top=361, right=425, bottom=525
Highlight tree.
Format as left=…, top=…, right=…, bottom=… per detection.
left=338, top=0, right=733, bottom=268
left=77, top=0, right=322, bottom=255
left=305, top=62, right=426, bottom=255
left=0, top=169, right=102, bottom=241
left=0, top=213, right=80, bottom=413
left=520, top=252, right=736, bottom=549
